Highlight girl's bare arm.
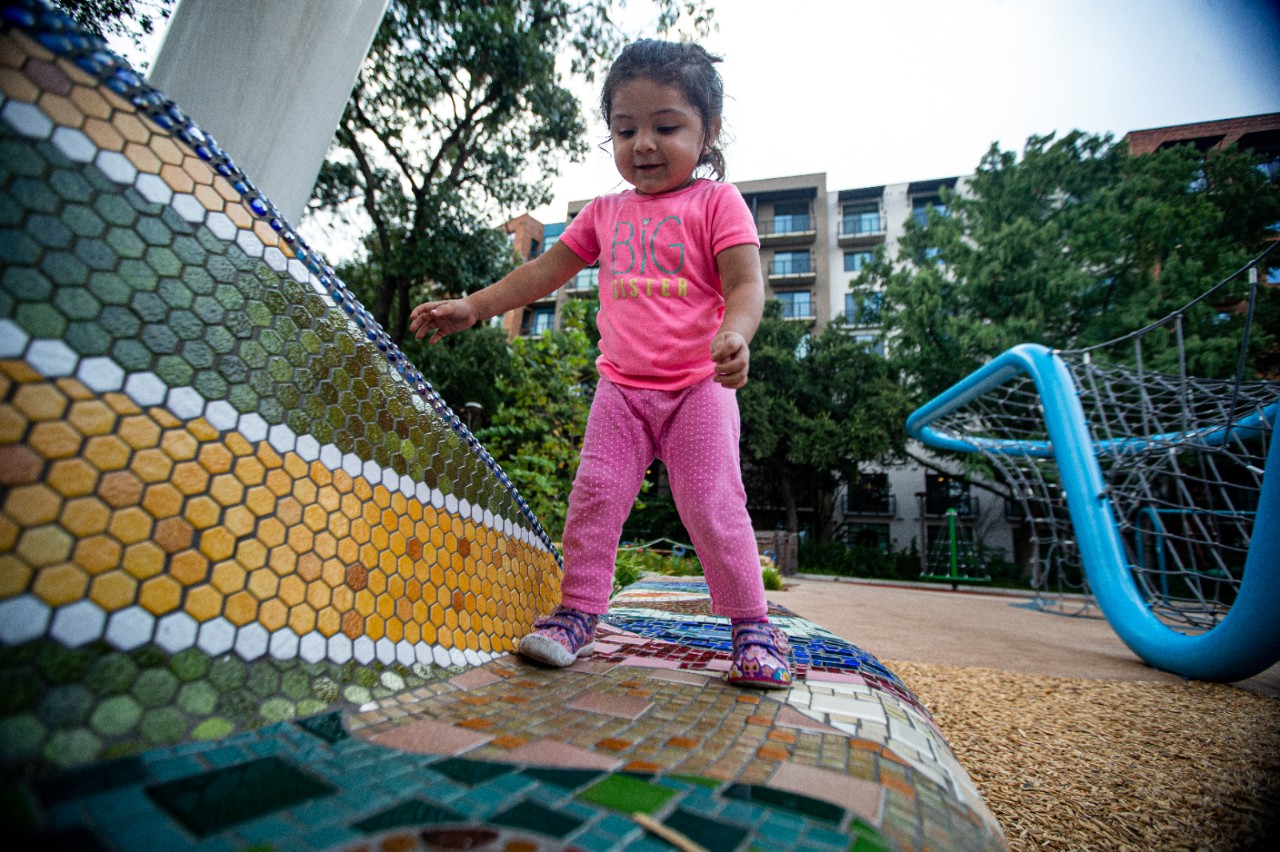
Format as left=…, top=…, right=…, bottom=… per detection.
left=710, top=243, right=766, bottom=388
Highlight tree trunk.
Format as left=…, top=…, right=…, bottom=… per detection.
left=779, top=468, right=800, bottom=534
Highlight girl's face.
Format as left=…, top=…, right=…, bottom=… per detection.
left=608, top=77, right=719, bottom=196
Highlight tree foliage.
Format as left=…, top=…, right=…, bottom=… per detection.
left=53, top=0, right=173, bottom=65
left=478, top=299, right=598, bottom=538
left=860, top=131, right=1280, bottom=401
left=311, top=0, right=713, bottom=344
left=739, top=303, right=912, bottom=541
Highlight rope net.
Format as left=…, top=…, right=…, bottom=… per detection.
left=925, top=246, right=1279, bottom=627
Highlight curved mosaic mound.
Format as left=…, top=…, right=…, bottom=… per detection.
left=0, top=1, right=559, bottom=774
left=0, top=3, right=1004, bottom=849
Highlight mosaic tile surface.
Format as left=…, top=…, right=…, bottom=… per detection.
left=0, top=4, right=1004, bottom=849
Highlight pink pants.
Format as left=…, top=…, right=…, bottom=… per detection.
left=559, top=376, right=767, bottom=619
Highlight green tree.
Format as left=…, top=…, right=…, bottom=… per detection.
left=478, top=299, right=597, bottom=538
left=311, top=0, right=713, bottom=344
left=862, top=131, right=1280, bottom=401
left=739, top=303, right=912, bottom=542
left=53, top=0, right=173, bottom=65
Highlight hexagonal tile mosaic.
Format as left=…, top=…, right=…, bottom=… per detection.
left=0, top=4, right=1005, bottom=849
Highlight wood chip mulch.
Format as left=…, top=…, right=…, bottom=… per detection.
left=888, top=660, right=1280, bottom=851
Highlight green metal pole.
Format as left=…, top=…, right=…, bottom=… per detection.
left=947, top=508, right=959, bottom=579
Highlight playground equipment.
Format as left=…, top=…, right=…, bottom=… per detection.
left=919, top=507, right=990, bottom=588
left=908, top=246, right=1280, bottom=682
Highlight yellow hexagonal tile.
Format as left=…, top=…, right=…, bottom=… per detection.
left=247, top=567, right=279, bottom=601
left=138, top=574, right=182, bottom=615
left=218, top=505, right=251, bottom=538
left=160, top=428, right=199, bottom=462
left=28, top=421, right=83, bottom=460
left=4, top=483, right=60, bottom=526
left=168, top=547, right=208, bottom=586
left=258, top=598, right=287, bottom=632
left=32, top=561, right=89, bottom=607
left=59, top=496, right=111, bottom=538
left=66, top=398, right=116, bottom=436
left=107, top=506, right=152, bottom=545
left=131, top=447, right=173, bottom=484
left=364, top=613, right=384, bottom=641
left=90, top=570, right=138, bottom=611
left=82, top=434, right=130, bottom=470
left=352, top=478, right=372, bottom=502
left=224, top=590, right=258, bottom=626
left=233, top=538, right=267, bottom=572
left=170, top=461, right=210, bottom=496
left=198, top=443, right=234, bottom=475
left=286, top=524, right=313, bottom=555
left=264, top=468, right=292, bottom=498
left=240, top=485, right=272, bottom=518
left=316, top=605, right=340, bottom=637
left=117, top=414, right=161, bottom=450
left=199, top=526, right=236, bottom=562
left=288, top=603, right=316, bottom=635
left=208, top=560, right=245, bottom=594
left=331, top=584, right=354, bottom=612
left=353, top=589, right=374, bottom=618
left=0, top=551, right=32, bottom=597
left=180, top=494, right=219, bottom=531
left=277, top=574, right=305, bottom=608
left=185, top=583, right=224, bottom=622
left=291, top=478, right=316, bottom=508
left=224, top=432, right=253, bottom=458
left=208, top=473, right=244, bottom=508
left=120, top=539, right=164, bottom=580
left=17, top=523, right=73, bottom=568
left=69, top=532, right=121, bottom=575
left=12, top=383, right=68, bottom=421
left=233, top=455, right=265, bottom=487
left=268, top=544, right=296, bottom=576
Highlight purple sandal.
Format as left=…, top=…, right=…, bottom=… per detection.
left=726, top=621, right=792, bottom=689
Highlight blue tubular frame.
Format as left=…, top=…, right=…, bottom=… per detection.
left=906, top=343, right=1280, bottom=682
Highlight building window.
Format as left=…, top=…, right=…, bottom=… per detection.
left=843, top=522, right=891, bottom=552
left=852, top=332, right=884, bottom=356
left=772, top=201, right=811, bottom=234
left=844, top=290, right=882, bottom=326
left=775, top=290, right=812, bottom=319
left=846, top=473, right=894, bottom=515
left=568, top=266, right=598, bottom=292
left=841, top=203, right=881, bottom=236
left=843, top=250, right=873, bottom=273
left=912, top=195, right=947, bottom=227
left=529, top=238, right=541, bottom=258
left=771, top=251, right=811, bottom=276
left=925, top=471, right=972, bottom=516
left=529, top=307, right=555, bottom=335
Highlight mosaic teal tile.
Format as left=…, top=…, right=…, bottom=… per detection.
left=665, top=807, right=750, bottom=852
left=295, top=712, right=348, bottom=745
left=491, top=799, right=585, bottom=839
left=429, top=756, right=517, bottom=787
left=725, top=783, right=845, bottom=825
left=146, top=756, right=336, bottom=836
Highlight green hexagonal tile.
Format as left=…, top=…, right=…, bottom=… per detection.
left=89, top=694, right=143, bottom=736
left=131, top=668, right=179, bottom=708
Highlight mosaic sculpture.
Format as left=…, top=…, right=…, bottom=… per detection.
left=1, top=3, right=1004, bottom=848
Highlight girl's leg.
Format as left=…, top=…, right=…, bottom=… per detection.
left=558, top=379, right=654, bottom=615
left=659, top=379, right=768, bottom=620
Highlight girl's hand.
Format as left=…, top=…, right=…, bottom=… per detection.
left=409, top=298, right=478, bottom=344
left=710, top=331, right=750, bottom=388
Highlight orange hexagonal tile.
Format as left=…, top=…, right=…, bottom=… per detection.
left=121, top=539, right=164, bottom=580
left=170, top=461, right=210, bottom=497
left=159, top=162, right=194, bottom=194
left=169, top=548, right=210, bottom=587
left=130, top=447, right=173, bottom=484
left=153, top=517, right=197, bottom=556
left=123, top=139, right=162, bottom=173
left=224, top=590, right=258, bottom=626
left=68, top=82, right=110, bottom=117
left=277, top=574, right=305, bottom=607
left=0, top=554, right=32, bottom=598
left=264, top=468, right=292, bottom=497
left=305, top=581, right=330, bottom=611
left=117, top=414, right=160, bottom=450
left=232, top=455, right=265, bottom=487
left=286, top=525, right=313, bottom=555
left=12, top=383, right=68, bottom=421
left=375, top=593, right=395, bottom=621
left=180, top=154, right=214, bottom=187
left=281, top=452, right=307, bottom=479
left=294, top=552, right=321, bottom=582
left=71, top=532, right=122, bottom=575
left=268, top=545, right=296, bottom=576
left=139, top=482, right=182, bottom=521
left=247, top=567, right=279, bottom=601
left=4, top=483, right=60, bottom=526
left=288, top=603, right=316, bottom=635
left=139, top=574, right=182, bottom=615
left=90, top=570, right=138, bottom=611
left=353, top=589, right=375, bottom=618
left=208, top=561, right=245, bottom=596
left=192, top=183, right=224, bottom=212
left=251, top=517, right=282, bottom=550
left=184, top=583, right=223, bottom=623
left=234, top=538, right=267, bottom=572
left=316, top=606, right=341, bottom=637
left=259, top=598, right=287, bottom=632
left=28, top=421, right=83, bottom=460
left=32, top=561, right=89, bottom=607
left=219, top=504, right=252, bottom=538
left=66, top=398, right=116, bottom=435
left=291, top=477, right=316, bottom=506
left=182, top=494, right=220, bottom=531
left=199, top=526, right=236, bottom=562
left=330, top=584, right=354, bottom=612
left=160, top=428, right=199, bottom=461
left=107, top=505, right=152, bottom=545
left=197, top=443, right=234, bottom=475
left=208, top=473, right=245, bottom=507
left=223, top=432, right=252, bottom=458
left=83, top=434, right=130, bottom=471
left=237, top=486, right=272, bottom=520
left=59, top=496, right=111, bottom=538
left=0, top=66, right=38, bottom=101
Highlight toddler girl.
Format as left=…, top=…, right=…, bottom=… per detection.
left=409, top=39, right=790, bottom=688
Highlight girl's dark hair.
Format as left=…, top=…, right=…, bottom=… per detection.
left=600, top=39, right=727, bottom=180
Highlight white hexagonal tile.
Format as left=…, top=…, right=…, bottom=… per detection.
left=374, top=637, right=395, bottom=665
left=353, top=636, right=375, bottom=664
left=341, top=453, right=362, bottom=478
left=205, top=211, right=236, bottom=241
left=49, top=600, right=106, bottom=647
left=123, top=371, right=167, bottom=406
left=26, top=339, right=78, bottom=377
left=295, top=433, right=320, bottom=461
left=1, top=100, right=53, bottom=139
left=155, top=611, right=199, bottom=653
left=319, top=443, right=342, bottom=470
left=196, top=617, right=236, bottom=656
left=166, top=386, right=204, bottom=419
left=431, top=645, right=451, bottom=667
left=262, top=245, right=288, bottom=273
left=267, top=423, right=296, bottom=454
left=203, top=399, right=238, bottom=431
left=51, top=126, right=95, bottom=163
left=414, top=644, right=433, bottom=665
left=268, top=628, right=299, bottom=660
left=328, top=634, right=353, bottom=664
left=234, top=622, right=269, bottom=660
left=105, top=606, right=155, bottom=650
left=0, top=596, right=51, bottom=644
left=234, top=227, right=264, bottom=258
left=94, top=149, right=137, bottom=185
left=448, top=648, right=467, bottom=667
left=170, top=192, right=206, bottom=224
left=0, top=319, right=30, bottom=358
left=76, top=356, right=125, bottom=392
left=362, top=459, right=380, bottom=484
left=237, top=412, right=267, bottom=443
left=299, top=632, right=327, bottom=664
left=134, top=172, right=173, bottom=206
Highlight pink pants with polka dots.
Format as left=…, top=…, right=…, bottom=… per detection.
left=558, top=376, right=767, bottom=619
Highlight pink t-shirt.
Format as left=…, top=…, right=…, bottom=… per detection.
left=560, top=179, right=760, bottom=390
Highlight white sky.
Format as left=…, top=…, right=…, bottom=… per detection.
left=529, top=0, right=1280, bottom=222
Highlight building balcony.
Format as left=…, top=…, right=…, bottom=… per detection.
left=767, top=255, right=816, bottom=283
left=757, top=217, right=816, bottom=246
left=837, top=222, right=886, bottom=247
left=922, top=495, right=980, bottom=518
left=843, top=492, right=897, bottom=517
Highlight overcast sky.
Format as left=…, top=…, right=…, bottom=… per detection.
left=529, top=0, right=1280, bottom=222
